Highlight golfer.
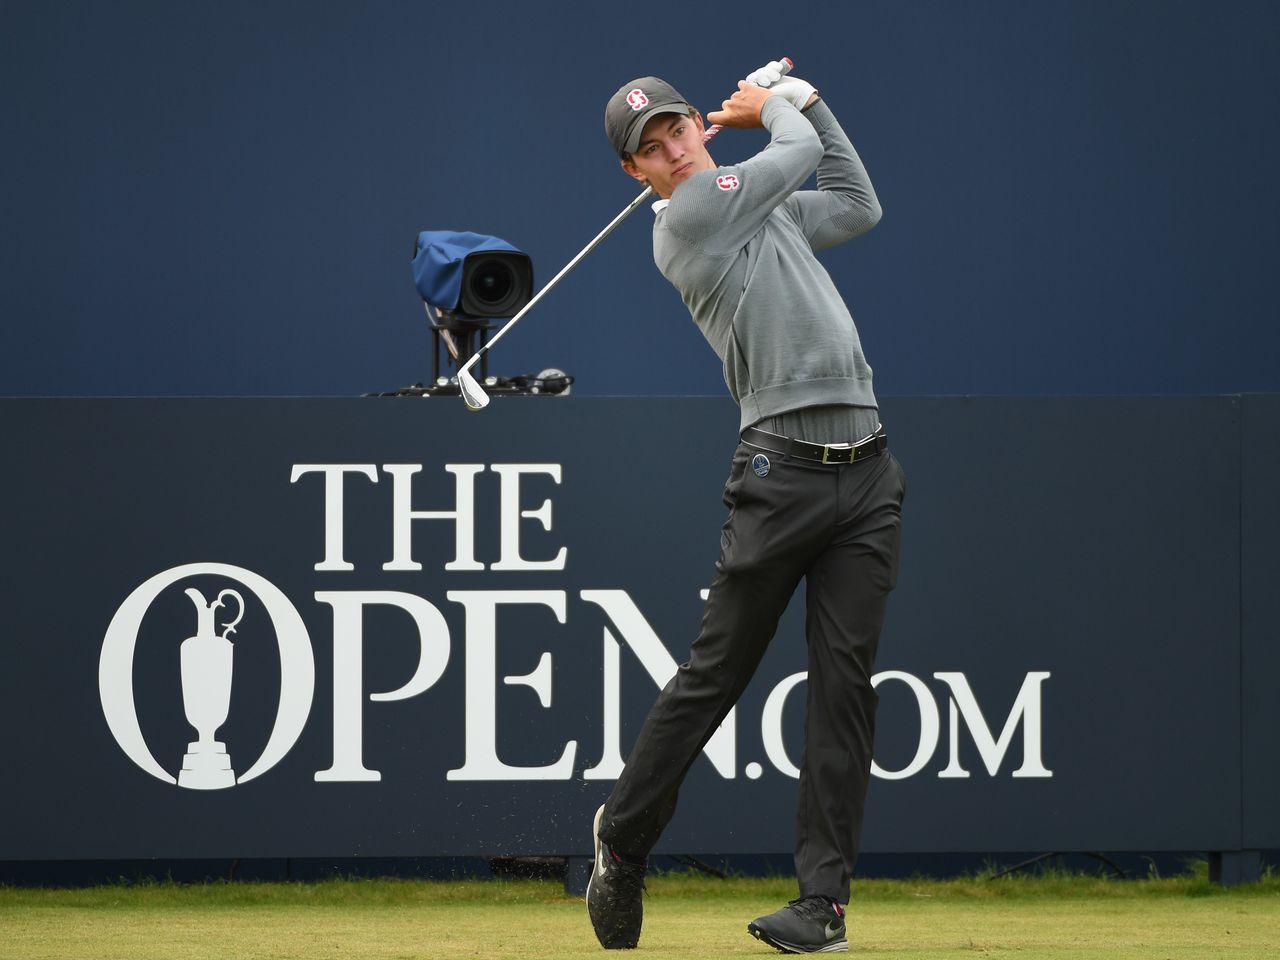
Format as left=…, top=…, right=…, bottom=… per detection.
left=587, top=62, right=905, bottom=954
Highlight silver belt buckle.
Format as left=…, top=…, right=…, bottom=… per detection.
left=822, top=442, right=854, bottom=464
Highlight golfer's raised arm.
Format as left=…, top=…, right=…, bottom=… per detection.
left=788, top=99, right=883, bottom=251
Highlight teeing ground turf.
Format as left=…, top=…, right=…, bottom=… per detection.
left=2, top=871, right=1277, bottom=958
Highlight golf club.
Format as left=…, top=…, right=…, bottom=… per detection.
left=457, top=57, right=793, bottom=411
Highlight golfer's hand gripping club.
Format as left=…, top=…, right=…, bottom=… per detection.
left=744, top=57, right=815, bottom=111
left=744, top=58, right=793, bottom=87
left=764, top=76, right=817, bottom=110
left=456, top=56, right=793, bottom=411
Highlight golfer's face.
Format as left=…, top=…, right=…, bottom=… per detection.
left=624, top=112, right=712, bottom=198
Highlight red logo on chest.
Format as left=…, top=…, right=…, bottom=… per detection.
left=716, top=174, right=740, bottom=191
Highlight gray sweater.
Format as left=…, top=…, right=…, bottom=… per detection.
left=652, top=96, right=882, bottom=439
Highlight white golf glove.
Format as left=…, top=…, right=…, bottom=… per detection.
left=767, top=77, right=818, bottom=110
left=744, top=59, right=791, bottom=87
left=744, top=59, right=817, bottom=109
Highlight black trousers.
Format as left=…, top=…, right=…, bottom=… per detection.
left=598, top=439, right=906, bottom=904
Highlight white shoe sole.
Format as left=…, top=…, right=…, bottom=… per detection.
left=748, top=925, right=849, bottom=953
left=586, top=803, right=605, bottom=904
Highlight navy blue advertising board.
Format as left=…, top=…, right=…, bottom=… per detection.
left=0, top=396, right=1268, bottom=860
left=1243, top=394, right=1280, bottom=851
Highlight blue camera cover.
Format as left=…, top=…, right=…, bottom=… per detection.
left=412, top=230, right=526, bottom=310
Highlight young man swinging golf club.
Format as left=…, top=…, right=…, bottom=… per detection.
left=587, top=60, right=906, bottom=954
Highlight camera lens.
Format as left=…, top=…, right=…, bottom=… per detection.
left=458, top=250, right=532, bottom=317
left=470, top=263, right=513, bottom=305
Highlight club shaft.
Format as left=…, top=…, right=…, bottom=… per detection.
left=461, top=185, right=653, bottom=375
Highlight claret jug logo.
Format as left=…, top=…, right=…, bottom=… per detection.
left=177, top=586, right=243, bottom=788
left=99, top=562, right=315, bottom=790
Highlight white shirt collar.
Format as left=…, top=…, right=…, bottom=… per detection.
left=651, top=198, right=670, bottom=214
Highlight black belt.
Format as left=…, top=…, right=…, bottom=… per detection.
left=740, top=425, right=888, bottom=465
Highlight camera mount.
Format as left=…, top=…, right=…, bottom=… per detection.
left=417, top=305, right=572, bottom=398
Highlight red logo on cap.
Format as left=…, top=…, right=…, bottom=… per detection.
left=716, top=174, right=740, bottom=191
left=626, top=88, right=649, bottom=111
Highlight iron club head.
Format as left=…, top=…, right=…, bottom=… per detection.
left=458, top=365, right=490, bottom=411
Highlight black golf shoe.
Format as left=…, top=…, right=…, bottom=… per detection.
left=747, top=896, right=848, bottom=953
left=586, top=805, right=646, bottom=949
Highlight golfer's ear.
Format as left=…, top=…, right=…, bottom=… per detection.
left=620, top=157, right=646, bottom=186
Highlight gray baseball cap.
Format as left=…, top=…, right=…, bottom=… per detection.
left=605, top=77, right=694, bottom=157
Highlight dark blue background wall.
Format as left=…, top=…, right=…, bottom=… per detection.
left=3, top=1, right=1277, bottom=397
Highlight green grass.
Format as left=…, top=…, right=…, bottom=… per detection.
left=2, top=872, right=1278, bottom=959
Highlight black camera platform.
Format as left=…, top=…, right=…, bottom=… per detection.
left=370, top=369, right=573, bottom=399
left=364, top=306, right=573, bottom=398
